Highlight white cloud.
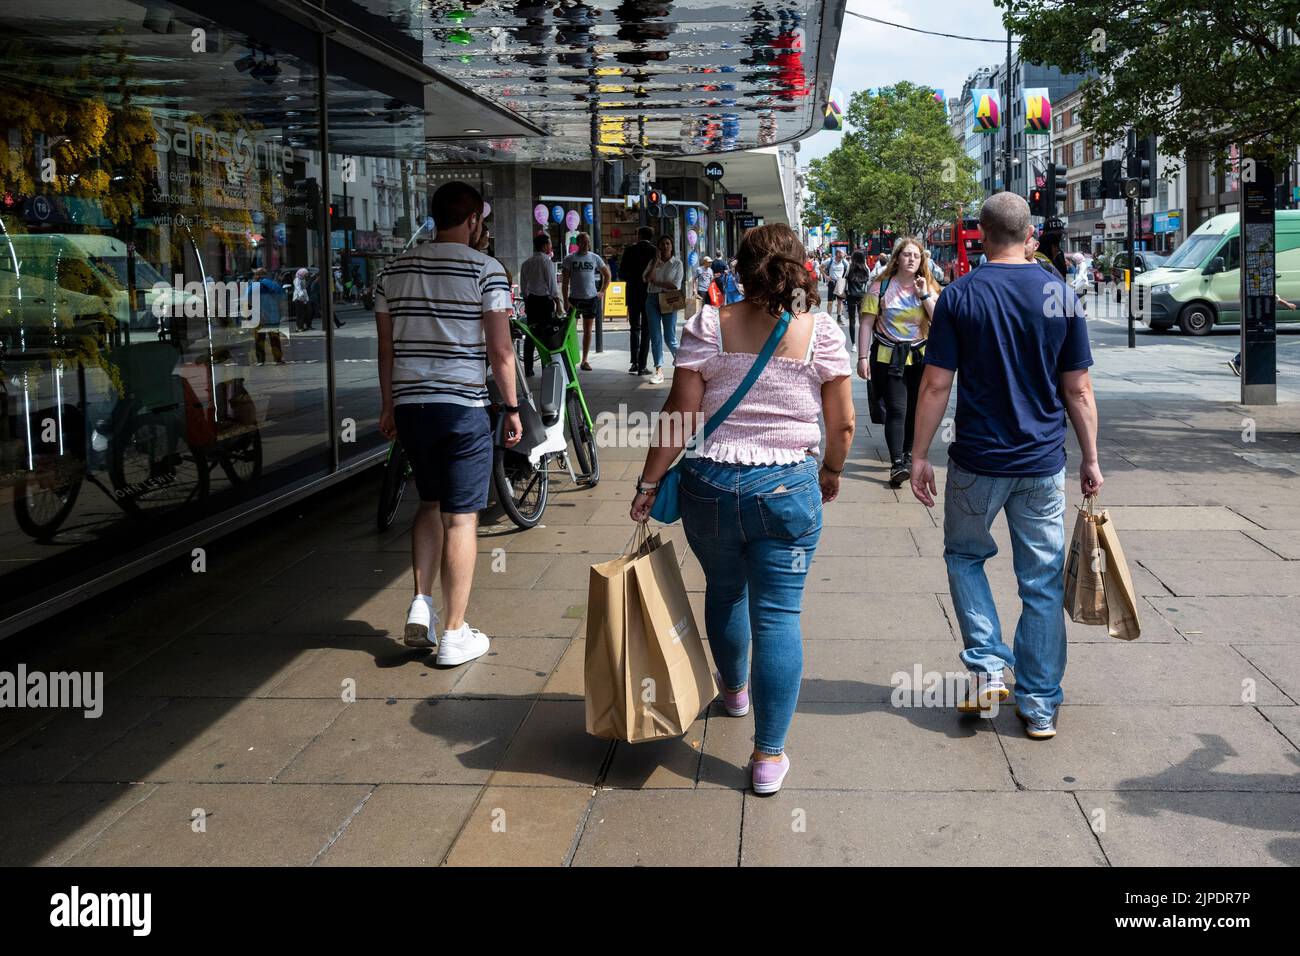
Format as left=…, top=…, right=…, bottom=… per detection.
left=800, top=0, right=1010, bottom=163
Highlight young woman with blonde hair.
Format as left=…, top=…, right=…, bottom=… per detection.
left=855, top=236, right=939, bottom=487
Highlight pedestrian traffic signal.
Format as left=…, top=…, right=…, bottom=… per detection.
left=1047, top=163, right=1067, bottom=216
left=646, top=184, right=668, bottom=217
left=1028, top=186, right=1047, bottom=218
left=1101, top=159, right=1124, bottom=200
left=1129, top=133, right=1156, bottom=199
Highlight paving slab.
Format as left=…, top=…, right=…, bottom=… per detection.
left=799, top=641, right=965, bottom=703
left=278, top=698, right=531, bottom=785
left=1137, top=559, right=1300, bottom=596
left=1080, top=791, right=1300, bottom=866
left=1057, top=642, right=1287, bottom=706
left=700, top=702, right=1014, bottom=792
left=65, top=782, right=371, bottom=866
left=1147, top=596, right=1300, bottom=643
left=317, top=784, right=480, bottom=866
left=0, top=782, right=158, bottom=866
left=800, top=592, right=953, bottom=641
left=1258, top=706, right=1300, bottom=752
left=265, top=640, right=463, bottom=699
left=573, top=789, right=742, bottom=866
left=108, top=630, right=323, bottom=698
left=739, top=791, right=1106, bottom=866
left=445, top=786, right=593, bottom=866
left=66, top=698, right=346, bottom=784
left=995, top=705, right=1300, bottom=792
left=937, top=593, right=1186, bottom=644
left=1096, top=507, right=1255, bottom=531
left=0, top=696, right=169, bottom=784
left=1232, top=645, right=1300, bottom=704
left=487, top=700, right=612, bottom=788
left=601, top=716, right=707, bottom=788
left=539, top=638, right=584, bottom=700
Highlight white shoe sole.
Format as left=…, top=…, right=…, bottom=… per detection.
left=436, top=640, right=489, bottom=667
left=725, top=703, right=750, bottom=717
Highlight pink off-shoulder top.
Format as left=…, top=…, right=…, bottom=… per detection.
left=675, top=305, right=852, bottom=465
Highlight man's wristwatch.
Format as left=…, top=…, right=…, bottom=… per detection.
left=501, top=403, right=521, bottom=413
left=636, top=475, right=660, bottom=495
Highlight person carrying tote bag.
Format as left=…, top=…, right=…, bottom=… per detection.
left=629, top=223, right=854, bottom=796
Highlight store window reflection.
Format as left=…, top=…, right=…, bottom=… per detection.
left=324, top=48, right=427, bottom=461
left=0, top=1, right=327, bottom=610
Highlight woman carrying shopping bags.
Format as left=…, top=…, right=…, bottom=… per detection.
left=643, top=234, right=685, bottom=384
left=856, top=236, right=939, bottom=488
left=629, top=223, right=855, bottom=795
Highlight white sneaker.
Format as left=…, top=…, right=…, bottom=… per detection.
left=650, top=369, right=664, bottom=384
left=436, top=623, right=490, bottom=666
left=403, top=598, right=438, bottom=648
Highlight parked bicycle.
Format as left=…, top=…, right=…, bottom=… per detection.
left=375, top=306, right=600, bottom=532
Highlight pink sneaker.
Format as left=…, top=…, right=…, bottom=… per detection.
left=750, top=753, right=790, bottom=795
left=715, top=672, right=749, bottom=716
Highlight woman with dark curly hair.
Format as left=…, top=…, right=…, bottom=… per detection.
left=629, top=223, right=855, bottom=795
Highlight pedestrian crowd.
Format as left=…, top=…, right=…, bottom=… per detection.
left=374, top=182, right=1102, bottom=797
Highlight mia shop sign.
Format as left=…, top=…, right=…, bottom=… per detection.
left=151, top=114, right=293, bottom=174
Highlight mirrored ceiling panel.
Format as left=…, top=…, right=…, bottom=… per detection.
left=332, top=0, right=840, bottom=163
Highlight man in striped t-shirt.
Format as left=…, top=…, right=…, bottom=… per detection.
left=376, top=181, right=519, bottom=667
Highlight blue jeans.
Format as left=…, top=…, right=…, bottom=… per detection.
left=943, top=462, right=1068, bottom=722
left=679, top=456, right=822, bottom=754
left=645, top=293, right=679, bottom=368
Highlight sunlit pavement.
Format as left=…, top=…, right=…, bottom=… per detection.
left=1, top=315, right=1299, bottom=867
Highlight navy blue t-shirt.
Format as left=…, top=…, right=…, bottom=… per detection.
left=925, top=262, right=1093, bottom=477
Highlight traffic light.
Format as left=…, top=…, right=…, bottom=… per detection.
left=1101, top=159, right=1124, bottom=199
left=1047, top=163, right=1067, bottom=216
left=646, top=184, right=668, bottom=217
left=1028, top=186, right=1047, bottom=218
left=1129, top=133, right=1156, bottom=199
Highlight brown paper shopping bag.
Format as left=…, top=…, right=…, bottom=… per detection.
left=1063, top=501, right=1107, bottom=625
left=1096, top=509, right=1142, bottom=641
left=585, top=526, right=717, bottom=742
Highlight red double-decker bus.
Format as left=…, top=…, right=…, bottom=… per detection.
left=927, top=217, right=983, bottom=280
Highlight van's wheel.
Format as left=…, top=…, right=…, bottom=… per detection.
left=1179, top=302, right=1215, bottom=336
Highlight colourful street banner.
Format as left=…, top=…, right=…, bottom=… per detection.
left=971, top=88, right=1000, bottom=132
left=1024, top=87, right=1051, bottom=133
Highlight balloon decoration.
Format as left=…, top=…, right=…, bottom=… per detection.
left=551, top=204, right=565, bottom=224
left=685, top=207, right=698, bottom=227
left=687, top=251, right=699, bottom=268
left=686, top=229, right=698, bottom=248
left=583, top=202, right=594, bottom=224
left=565, top=209, right=581, bottom=231
left=534, top=203, right=548, bottom=225
left=482, top=201, right=492, bottom=219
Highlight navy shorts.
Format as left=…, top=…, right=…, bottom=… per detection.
left=393, top=402, right=492, bottom=513
left=571, top=296, right=599, bottom=319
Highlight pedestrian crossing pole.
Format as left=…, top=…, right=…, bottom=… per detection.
left=1125, top=129, right=1137, bottom=349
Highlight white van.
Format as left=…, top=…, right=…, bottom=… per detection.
left=1133, top=210, right=1300, bottom=334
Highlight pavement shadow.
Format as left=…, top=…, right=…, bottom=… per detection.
left=1112, top=732, right=1300, bottom=865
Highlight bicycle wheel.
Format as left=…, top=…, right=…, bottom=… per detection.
left=218, top=428, right=263, bottom=487
left=376, top=440, right=410, bottom=532
left=566, top=389, right=600, bottom=487
left=13, top=459, right=83, bottom=540
left=109, top=412, right=209, bottom=518
left=493, top=445, right=548, bottom=529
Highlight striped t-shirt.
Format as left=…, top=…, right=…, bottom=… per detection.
left=374, top=241, right=512, bottom=407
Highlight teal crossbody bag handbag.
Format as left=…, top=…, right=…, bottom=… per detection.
left=648, top=310, right=791, bottom=523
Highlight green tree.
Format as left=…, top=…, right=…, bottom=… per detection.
left=806, top=82, right=980, bottom=242
left=999, top=1, right=1299, bottom=163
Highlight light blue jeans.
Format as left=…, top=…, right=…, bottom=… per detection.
left=645, top=292, right=679, bottom=368
left=679, top=456, right=822, bottom=754
left=943, top=462, right=1068, bottom=722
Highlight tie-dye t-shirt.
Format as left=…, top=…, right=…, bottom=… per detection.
left=862, top=278, right=926, bottom=342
